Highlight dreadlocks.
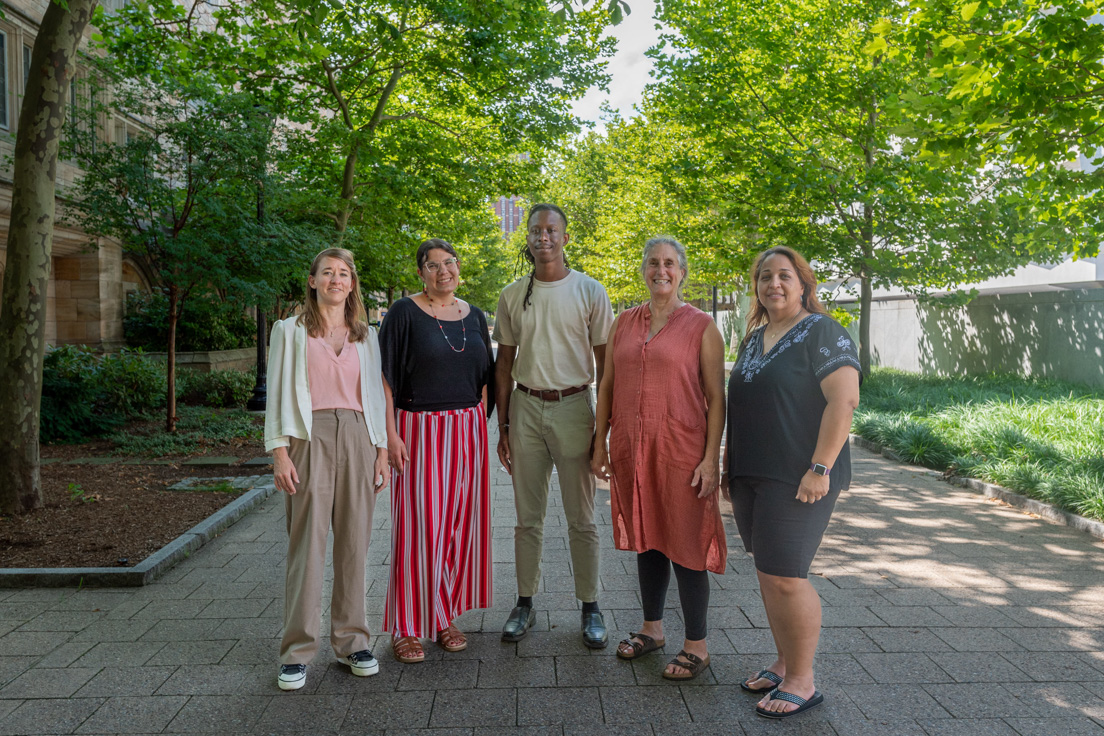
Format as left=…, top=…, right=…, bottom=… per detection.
left=519, top=203, right=571, bottom=311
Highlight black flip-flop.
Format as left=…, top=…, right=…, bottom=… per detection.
left=740, top=668, right=783, bottom=693
left=755, top=689, right=824, bottom=719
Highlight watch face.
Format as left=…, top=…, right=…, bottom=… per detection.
left=811, top=463, right=829, bottom=476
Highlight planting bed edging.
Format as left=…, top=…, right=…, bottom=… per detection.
left=0, top=477, right=277, bottom=588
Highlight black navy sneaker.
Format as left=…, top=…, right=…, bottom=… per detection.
left=339, top=649, right=380, bottom=677
left=277, top=663, right=306, bottom=691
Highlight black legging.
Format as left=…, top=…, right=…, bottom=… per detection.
left=637, top=549, right=710, bottom=641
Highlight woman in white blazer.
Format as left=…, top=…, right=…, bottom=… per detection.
left=265, top=247, right=390, bottom=691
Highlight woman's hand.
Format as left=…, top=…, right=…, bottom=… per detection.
left=388, top=433, right=409, bottom=474
left=691, top=456, right=720, bottom=499
left=373, top=447, right=390, bottom=494
left=590, top=443, right=611, bottom=481
left=796, top=469, right=829, bottom=503
left=273, top=447, right=299, bottom=495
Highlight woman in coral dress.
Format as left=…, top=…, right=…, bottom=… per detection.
left=591, top=236, right=727, bottom=680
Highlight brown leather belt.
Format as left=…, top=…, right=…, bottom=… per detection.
left=516, top=383, right=589, bottom=402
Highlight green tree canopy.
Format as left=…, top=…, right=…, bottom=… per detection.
left=97, top=0, right=616, bottom=299
left=889, top=0, right=1104, bottom=174
left=644, top=0, right=1084, bottom=370
left=66, top=61, right=312, bottom=429
left=540, top=115, right=735, bottom=306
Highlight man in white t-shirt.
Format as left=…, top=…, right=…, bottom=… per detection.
left=493, top=203, right=614, bottom=649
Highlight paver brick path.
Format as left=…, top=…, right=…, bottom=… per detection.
left=1, top=431, right=1102, bottom=735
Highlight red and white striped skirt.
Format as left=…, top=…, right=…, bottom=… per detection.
left=383, top=403, right=492, bottom=638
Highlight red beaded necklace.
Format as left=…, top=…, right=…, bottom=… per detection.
left=426, top=293, right=466, bottom=353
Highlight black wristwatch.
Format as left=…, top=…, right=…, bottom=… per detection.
left=809, top=463, right=830, bottom=476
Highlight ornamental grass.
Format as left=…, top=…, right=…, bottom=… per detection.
left=852, top=369, right=1104, bottom=522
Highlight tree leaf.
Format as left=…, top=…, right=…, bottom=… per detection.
left=864, top=37, right=888, bottom=56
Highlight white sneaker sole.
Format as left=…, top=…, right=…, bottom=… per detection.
left=342, top=658, right=379, bottom=677
left=277, top=676, right=306, bottom=691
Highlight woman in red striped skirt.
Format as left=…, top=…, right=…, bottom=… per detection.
left=378, top=239, right=496, bottom=663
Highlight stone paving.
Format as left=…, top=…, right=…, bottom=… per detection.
left=1, top=433, right=1103, bottom=735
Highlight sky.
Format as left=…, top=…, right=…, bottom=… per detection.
left=569, top=0, right=664, bottom=131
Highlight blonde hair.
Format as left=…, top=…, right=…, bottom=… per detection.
left=298, top=248, right=370, bottom=342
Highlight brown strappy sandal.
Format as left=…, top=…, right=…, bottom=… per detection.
left=392, top=635, right=425, bottom=663
left=616, top=632, right=666, bottom=660
left=661, top=649, right=710, bottom=680
left=436, top=624, right=467, bottom=652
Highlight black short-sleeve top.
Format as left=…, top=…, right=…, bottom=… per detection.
left=378, top=296, right=495, bottom=416
left=726, top=313, right=862, bottom=491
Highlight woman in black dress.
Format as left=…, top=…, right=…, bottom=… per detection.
left=378, top=239, right=496, bottom=664
left=724, top=246, right=861, bottom=719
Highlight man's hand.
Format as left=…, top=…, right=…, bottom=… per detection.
left=591, top=443, right=611, bottom=481
left=497, top=430, right=512, bottom=475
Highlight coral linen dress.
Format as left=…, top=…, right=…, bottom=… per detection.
left=608, top=304, right=727, bottom=574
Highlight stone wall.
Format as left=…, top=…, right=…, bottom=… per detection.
left=145, top=348, right=258, bottom=374
left=49, top=247, right=125, bottom=348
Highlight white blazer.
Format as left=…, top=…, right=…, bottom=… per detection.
left=264, top=316, right=388, bottom=452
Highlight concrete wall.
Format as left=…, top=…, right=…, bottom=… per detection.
left=862, top=289, right=1104, bottom=388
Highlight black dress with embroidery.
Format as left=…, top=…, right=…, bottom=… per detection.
left=727, top=314, right=863, bottom=492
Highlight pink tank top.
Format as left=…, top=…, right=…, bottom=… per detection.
left=307, top=333, right=363, bottom=412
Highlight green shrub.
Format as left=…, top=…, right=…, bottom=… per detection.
left=124, top=290, right=256, bottom=352
left=97, top=349, right=166, bottom=416
left=40, top=345, right=166, bottom=442
left=110, top=406, right=263, bottom=456
left=177, top=368, right=256, bottom=408
left=41, top=346, right=114, bottom=442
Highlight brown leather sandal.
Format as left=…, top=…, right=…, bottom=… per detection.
left=662, top=649, right=710, bottom=680
left=616, top=632, right=666, bottom=660
left=392, top=635, right=425, bottom=663
left=436, top=624, right=467, bottom=652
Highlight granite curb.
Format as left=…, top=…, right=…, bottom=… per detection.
left=850, top=433, right=1104, bottom=541
left=0, top=476, right=277, bottom=588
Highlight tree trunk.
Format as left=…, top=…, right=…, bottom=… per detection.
left=861, top=90, right=880, bottom=376
left=859, top=272, right=872, bottom=376
left=0, top=0, right=98, bottom=515
left=859, top=202, right=875, bottom=376
left=335, top=138, right=359, bottom=234
left=166, top=285, right=179, bottom=433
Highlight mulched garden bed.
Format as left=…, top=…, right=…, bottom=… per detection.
left=0, top=424, right=269, bottom=569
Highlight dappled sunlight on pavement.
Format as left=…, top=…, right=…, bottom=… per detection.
left=0, top=437, right=1102, bottom=733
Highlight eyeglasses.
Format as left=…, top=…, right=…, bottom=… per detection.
left=423, top=258, right=459, bottom=273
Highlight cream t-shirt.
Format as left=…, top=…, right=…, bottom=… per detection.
left=493, top=269, right=614, bottom=391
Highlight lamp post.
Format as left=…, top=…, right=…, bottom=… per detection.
left=247, top=175, right=267, bottom=411
left=247, top=106, right=270, bottom=412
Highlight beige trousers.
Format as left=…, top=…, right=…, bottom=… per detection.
left=508, top=389, right=599, bottom=601
left=281, top=409, right=376, bottom=665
